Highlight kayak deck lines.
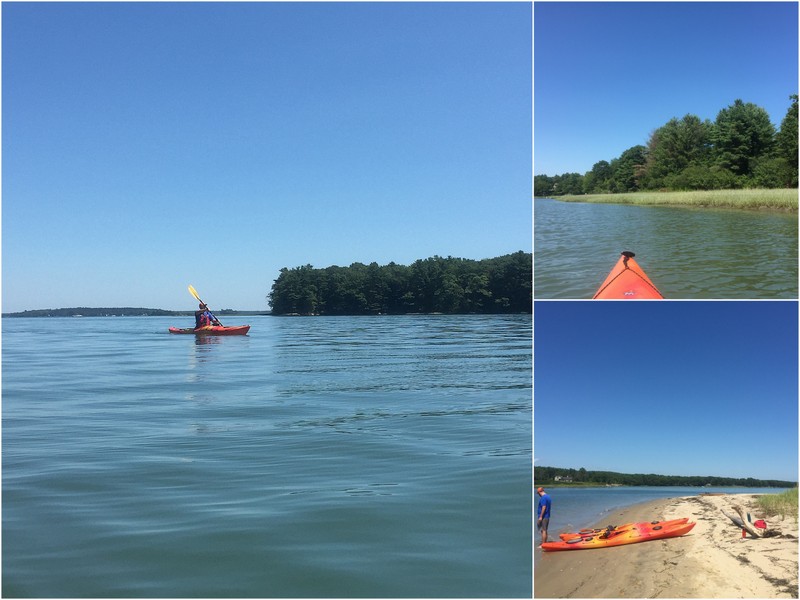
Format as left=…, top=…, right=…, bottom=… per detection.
left=593, top=250, right=664, bottom=299
left=541, top=519, right=694, bottom=551
left=558, top=517, right=690, bottom=541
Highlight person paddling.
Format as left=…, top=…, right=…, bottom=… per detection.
left=195, top=303, right=221, bottom=329
left=537, top=487, right=551, bottom=547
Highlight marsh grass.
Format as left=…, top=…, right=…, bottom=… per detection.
left=757, top=487, right=798, bottom=518
left=556, top=188, right=798, bottom=211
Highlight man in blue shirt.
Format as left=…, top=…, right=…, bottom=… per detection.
left=195, top=303, right=221, bottom=329
left=537, top=487, right=551, bottom=546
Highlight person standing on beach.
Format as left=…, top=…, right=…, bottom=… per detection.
left=537, top=487, right=551, bottom=546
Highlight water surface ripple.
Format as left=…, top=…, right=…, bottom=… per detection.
left=534, top=198, right=798, bottom=298
left=3, top=315, right=532, bottom=598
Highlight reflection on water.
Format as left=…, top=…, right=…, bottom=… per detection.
left=194, top=334, right=222, bottom=346
left=2, top=315, right=531, bottom=597
left=534, top=198, right=798, bottom=298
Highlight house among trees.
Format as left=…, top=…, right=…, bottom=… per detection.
left=554, top=475, right=573, bottom=483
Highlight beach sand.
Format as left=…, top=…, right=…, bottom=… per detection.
left=534, top=493, right=798, bottom=598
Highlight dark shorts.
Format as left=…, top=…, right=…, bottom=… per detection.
left=538, top=517, right=549, bottom=532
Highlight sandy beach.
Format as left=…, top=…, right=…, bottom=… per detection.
left=534, top=493, right=798, bottom=598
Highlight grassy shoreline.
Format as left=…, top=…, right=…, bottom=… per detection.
left=757, top=487, right=799, bottom=518
left=552, top=188, right=798, bottom=212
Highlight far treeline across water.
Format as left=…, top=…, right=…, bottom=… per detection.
left=535, top=466, right=796, bottom=489
left=534, top=96, right=798, bottom=196
left=268, top=252, right=531, bottom=316
left=2, top=308, right=268, bottom=318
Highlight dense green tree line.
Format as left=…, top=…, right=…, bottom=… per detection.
left=268, top=252, right=532, bottom=315
left=534, top=96, right=798, bottom=196
left=535, top=466, right=796, bottom=488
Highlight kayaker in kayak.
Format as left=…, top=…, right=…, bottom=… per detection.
left=537, top=487, right=551, bottom=547
left=195, top=303, right=221, bottom=329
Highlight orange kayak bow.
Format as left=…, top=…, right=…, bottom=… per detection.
left=593, top=251, right=664, bottom=299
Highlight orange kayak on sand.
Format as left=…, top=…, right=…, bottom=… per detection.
left=541, top=520, right=694, bottom=551
left=558, top=517, right=690, bottom=541
left=593, top=251, right=664, bottom=299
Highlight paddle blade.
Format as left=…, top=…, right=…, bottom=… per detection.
left=188, top=285, right=202, bottom=302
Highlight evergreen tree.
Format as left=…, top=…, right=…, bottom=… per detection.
left=642, top=115, right=712, bottom=189
left=610, top=145, right=648, bottom=192
left=583, top=160, right=612, bottom=194
left=776, top=94, right=799, bottom=187
left=711, top=99, right=776, bottom=177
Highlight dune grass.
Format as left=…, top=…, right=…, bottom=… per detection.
left=757, top=487, right=798, bottom=518
left=556, top=188, right=798, bottom=212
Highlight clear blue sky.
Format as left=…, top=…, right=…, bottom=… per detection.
left=534, top=1, right=799, bottom=176
left=534, top=301, right=798, bottom=482
left=2, top=2, right=532, bottom=313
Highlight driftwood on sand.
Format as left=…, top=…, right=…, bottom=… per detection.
left=732, top=504, right=763, bottom=538
left=721, top=504, right=786, bottom=539
left=722, top=509, right=745, bottom=528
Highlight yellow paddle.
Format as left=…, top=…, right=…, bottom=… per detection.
left=187, top=285, right=222, bottom=326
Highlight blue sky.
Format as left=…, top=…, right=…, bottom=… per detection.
left=534, top=1, right=799, bottom=176
left=2, top=2, right=531, bottom=313
left=534, top=301, right=798, bottom=482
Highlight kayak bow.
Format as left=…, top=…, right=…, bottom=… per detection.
left=593, top=251, right=664, bottom=299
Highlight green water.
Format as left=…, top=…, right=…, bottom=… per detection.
left=534, top=198, right=798, bottom=299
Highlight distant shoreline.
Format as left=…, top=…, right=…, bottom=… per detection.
left=538, top=483, right=793, bottom=489
left=543, top=188, right=798, bottom=212
left=2, top=309, right=270, bottom=318
left=2, top=309, right=532, bottom=318
left=535, top=465, right=796, bottom=488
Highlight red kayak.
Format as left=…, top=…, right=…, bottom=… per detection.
left=169, top=325, right=250, bottom=336
left=593, top=251, right=664, bottom=299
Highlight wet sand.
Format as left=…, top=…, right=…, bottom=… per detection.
left=534, top=493, right=798, bottom=598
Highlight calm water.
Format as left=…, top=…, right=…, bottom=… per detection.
left=533, top=485, right=786, bottom=564
left=534, top=198, right=798, bottom=298
left=3, top=315, right=532, bottom=598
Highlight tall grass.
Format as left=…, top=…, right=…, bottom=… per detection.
left=757, top=487, right=798, bottom=518
left=556, top=188, right=798, bottom=211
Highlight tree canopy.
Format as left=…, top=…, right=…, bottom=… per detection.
left=534, top=96, right=799, bottom=196
left=534, top=466, right=796, bottom=488
left=268, top=252, right=532, bottom=316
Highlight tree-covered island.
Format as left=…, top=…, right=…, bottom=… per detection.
left=5, top=253, right=532, bottom=318
left=268, top=251, right=532, bottom=316
left=534, top=96, right=798, bottom=198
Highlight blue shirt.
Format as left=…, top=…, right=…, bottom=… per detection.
left=195, top=310, right=216, bottom=328
left=537, top=493, right=551, bottom=519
